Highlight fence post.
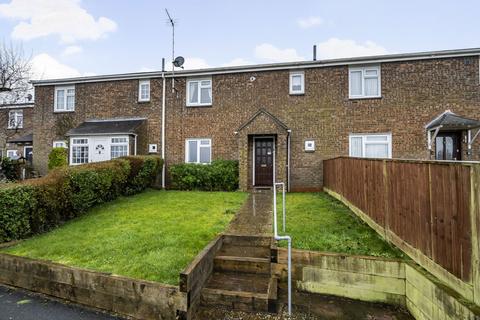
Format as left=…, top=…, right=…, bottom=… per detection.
left=470, top=164, right=480, bottom=306
left=382, top=160, right=390, bottom=239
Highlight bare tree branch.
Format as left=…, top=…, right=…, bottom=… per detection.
left=0, top=41, right=33, bottom=105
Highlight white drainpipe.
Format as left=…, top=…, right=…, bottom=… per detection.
left=161, top=61, right=166, bottom=189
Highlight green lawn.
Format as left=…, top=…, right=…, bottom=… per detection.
left=2, top=190, right=248, bottom=285
left=278, top=193, right=404, bottom=259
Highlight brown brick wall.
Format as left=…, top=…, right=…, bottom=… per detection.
left=34, top=56, right=480, bottom=190
left=33, top=79, right=163, bottom=174
left=0, top=106, right=34, bottom=157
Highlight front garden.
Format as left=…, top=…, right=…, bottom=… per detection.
left=2, top=190, right=247, bottom=285
left=278, top=192, right=404, bottom=259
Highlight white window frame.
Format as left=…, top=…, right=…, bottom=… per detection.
left=110, top=136, right=129, bottom=159
left=6, top=150, right=17, bottom=158
left=54, top=85, right=75, bottom=112
left=70, top=137, right=89, bottom=165
left=349, top=133, right=392, bottom=158
left=289, top=71, right=305, bottom=95
left=185, top=138, right=212, bottom=164
left=138, top=80, right=150, bottom=102
left=348, top=65, right=381, bottom=99
left=7, top=110, right=23, bottom=129
left=53, top=140, right=67, bottom=148
left=186, top=78, right=212, bottom=107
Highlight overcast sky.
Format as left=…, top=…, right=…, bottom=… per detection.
left=0, top=0, right=479, bottom=80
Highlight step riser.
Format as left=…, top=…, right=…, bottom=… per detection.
left=201, top=291, right=269, bottom=312
left=223, top=235, right=273, bottom=248
left=214, top=258, right=271, bottom=274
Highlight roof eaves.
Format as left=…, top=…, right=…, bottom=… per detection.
left=31, top=47, right=480, bottom=86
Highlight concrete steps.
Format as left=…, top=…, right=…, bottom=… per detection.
left=200, top=235, right=278, bottom=313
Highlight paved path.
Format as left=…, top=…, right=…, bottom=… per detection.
left=0, top=285, right=124, bottom=320
left=225, top=189, right=273, bottom=237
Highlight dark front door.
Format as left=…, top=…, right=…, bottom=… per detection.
left=24, top=147, right=33, bottom=164
left=435, top=132, right=461, bottom=160
left=254, top=138, right=274, bottom=186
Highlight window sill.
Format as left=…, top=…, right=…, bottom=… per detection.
left=289, top=92, right=305, bottom=96
left=186, top=104, right=212, bottom=108
left=138, top=100, right=150, bottom=104
left=54, top=110, right=75, bottom=113
left=7, top=127, right=23, bottom=130
left=348, top=95, right=382, bottom=100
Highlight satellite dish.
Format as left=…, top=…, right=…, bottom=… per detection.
left=173, top=56, right=185, bottom=68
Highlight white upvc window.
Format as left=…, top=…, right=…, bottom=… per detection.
left=6, top=150, right=17, bottom=158
left=349, top=65, right=381, bottom=99
left=185, top=138, right=211, bottom=164
left=138, top=80, right=150, bottom=102
left=53, top=140, right=67, bottom=148
left=54, top=85, right=75, bottom=112
left=349, top=133, right=392, bottom=159
left=110, top=136, right=129, bottom=159
left=71, top=138, right=89, bottom=164
left=8, top=110, right=23, bottom=129
left=289, top=71, right=305, bottom=95
left=187, top=78, right=212, bottom=106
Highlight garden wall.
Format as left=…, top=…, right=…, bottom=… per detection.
left=0, top=252, right=187, bottom=319
left=273, top=248, right=406, bottom=306
left=273, top=248, right=480, bottom=320
left=323, top=157, right=480, bottom=307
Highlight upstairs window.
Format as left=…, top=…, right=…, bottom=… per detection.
left=111, top=137, right=129, bottom=158
left=349, top=66, right=381, bottom=99
left=55, top=86, right=75, bottom=112
left=187, top=78, right=212, bottom=106
left=289, top=71, right=305, bottom=95
left=349, top=133, right=392, bottom=158
left=8, top=110, right=23, bottom=129
left=185, top=139, right=211, bottom=164
left=138, top=80, right=150, bottom=102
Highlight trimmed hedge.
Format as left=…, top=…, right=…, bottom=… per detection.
left=169, top=159, right=239, bottom=191
left=48, top=147, right=68, bottom=170
left=0, top=156, right=162, bottom=243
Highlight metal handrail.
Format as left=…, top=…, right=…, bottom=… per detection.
left=273, top=182, right=291, bottom=315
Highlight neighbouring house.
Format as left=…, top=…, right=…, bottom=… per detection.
left=31, top=48, right=480, bottom=191
left=0, top=102, right=34, bottom=164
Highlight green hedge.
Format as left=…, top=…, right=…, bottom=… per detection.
left=0, top=156, right=162, bottom=243
left=169, top=160, right=238, bottom=191
left=48, top=147, right=68, bottom=170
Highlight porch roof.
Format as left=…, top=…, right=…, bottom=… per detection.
left=66, top=118, right=146, bottom=136
left=7, top=133, right=33, bottom=143
left=425, top=110, right=480, bottom=131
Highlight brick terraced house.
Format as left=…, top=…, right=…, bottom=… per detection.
left=0, top=102, right=34, bottom=163
left=32, top=48, right=480, bottom=191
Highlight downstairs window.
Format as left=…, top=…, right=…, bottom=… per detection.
left=349, top=133, right=392, bottom=158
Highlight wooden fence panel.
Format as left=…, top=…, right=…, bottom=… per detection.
left=323, top=157, right=473, bottom=283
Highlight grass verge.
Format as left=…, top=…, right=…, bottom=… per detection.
left=2, top=190, right=247, bottom=285
left=278, top=192, right=404, bottom=259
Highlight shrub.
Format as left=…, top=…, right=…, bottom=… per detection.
left=0, top=185, right=36, bottom=242
left=48, top=148, right=68, bottom=170
left=0, top=157, right=21, bottom=181
left=123, top=155, right=162, bottom=195
left=0, top=155, right=162, bottom=243
left=169, top=159, right=239, bottom=191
